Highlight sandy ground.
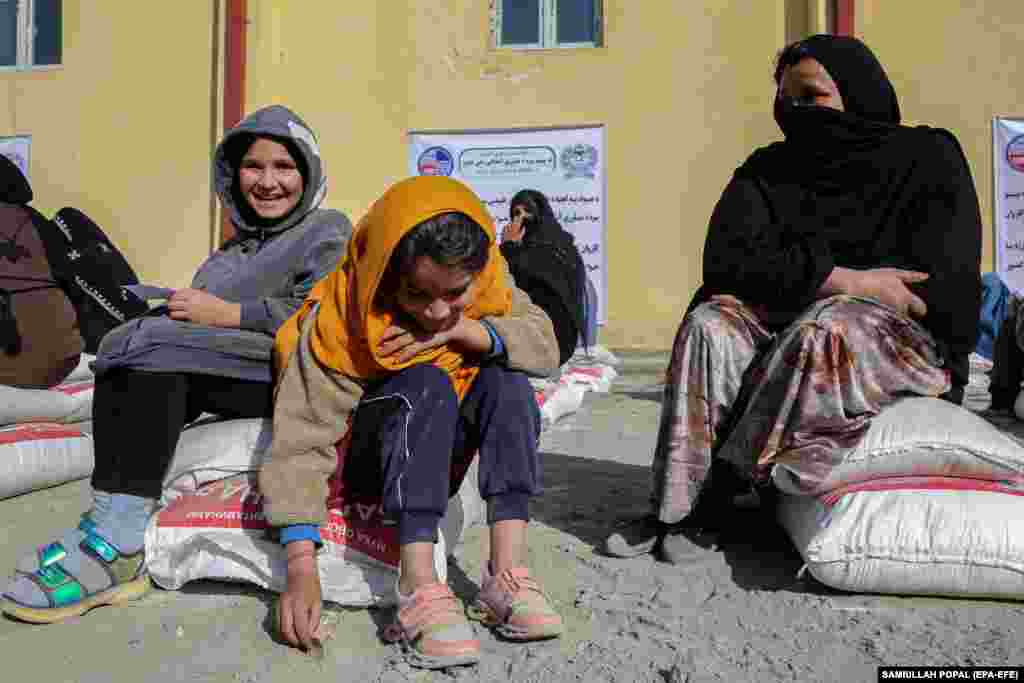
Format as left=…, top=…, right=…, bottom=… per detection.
left=1, top=351, right=1023, bottom=682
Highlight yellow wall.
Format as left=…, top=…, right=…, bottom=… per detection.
left=0, top=2, right=220, bottom=288
left=19, top=3, right=1010, bottom=351
left=858, top=0, right=1024, bottom=273
left=246, top=0, right=786, bottom=349
left=244, top=1, right=410, bottom=224
left=786, top=0, right=830, bottom=43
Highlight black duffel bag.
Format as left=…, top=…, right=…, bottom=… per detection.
left=38, top=207, right=150, bottom=353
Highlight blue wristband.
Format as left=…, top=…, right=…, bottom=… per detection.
left=480, top=319, right=505, bottom=359
left=279, top=524, right=322, bottom=547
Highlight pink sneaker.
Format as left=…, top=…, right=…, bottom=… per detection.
left=381, top=582, right=480, bottom=669
left=467, top=565, right=563, bottom=641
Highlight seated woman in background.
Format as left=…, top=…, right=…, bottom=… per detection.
left=2, top=105, right=350, bottom=623
left=605, top=35, right=981, bottom=564
left=0, top=155, right=84, bottom=388
left=501, top=189, right=587, bottom=365
left=263, top=176, right=563, bottom=668
left=0, top=154, right=153, bottom=379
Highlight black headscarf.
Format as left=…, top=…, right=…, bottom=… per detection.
left=767, top=35, right=907, bottom=195
left=501, top=189, right=587, bottom=365
left=700, top=35, right=982, bottom=399
left=775, top=34, right=900, bottom=124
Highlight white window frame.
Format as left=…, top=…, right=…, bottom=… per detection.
left=493, top=0, right=603, bottom=51
left=1, top=0, right=61, bottom=71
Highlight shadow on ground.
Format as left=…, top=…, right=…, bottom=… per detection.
left=531, top=450, right=827, bottom=596
left=617, top=390, right=664, bottom=403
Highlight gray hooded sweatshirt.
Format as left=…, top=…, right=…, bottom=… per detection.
left=93, top=105, right=351, bottom=382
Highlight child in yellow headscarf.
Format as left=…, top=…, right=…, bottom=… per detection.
left=260, top=176, right=563, bottom=669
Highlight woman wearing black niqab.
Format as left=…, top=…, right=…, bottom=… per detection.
left=501, top=189, right=587, bottom=365
left=605, top=35, right=982, bottom=564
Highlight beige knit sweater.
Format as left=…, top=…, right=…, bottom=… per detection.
left=258, top=266, right=559, bottom=527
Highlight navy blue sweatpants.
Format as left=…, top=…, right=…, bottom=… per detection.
left=345, top=363, right=541, bottom=545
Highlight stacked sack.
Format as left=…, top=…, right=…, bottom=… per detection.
left=0, top=354, right=96, bottom=500
left=964, top=352, right=994, bottom=413
left=0, top=156, right=144, bottom=501
left=147, top=416, right=486, bottom=607
left=531, top=345, right=620, bottom=427
left=775, top=397, right=1024, bottom=600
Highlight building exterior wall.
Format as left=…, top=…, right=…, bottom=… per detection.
left=9, top=2, right=1014, bottom=350
left=0, top=2, right=220, bottom=289
left=858, top=0, right=1024, bottom=274
left=246, top=0, right=786, bottom=349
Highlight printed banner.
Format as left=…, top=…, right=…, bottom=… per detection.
left=993, top=117, right=1024, bottom=292
left=408, top=126, right=607, bottom=323
left=0, top=135, right=31, bottom=183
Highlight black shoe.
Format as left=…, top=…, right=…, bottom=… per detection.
left=604, top=514, right=664, bottom=558
left=657, top=525, right=718, bottom=565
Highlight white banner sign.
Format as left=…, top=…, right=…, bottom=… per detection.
left=0, top=135, right=31, bottom=184
left=994, top=117, right=1024, bottom=292
left=408, top=126, right=606, bottom=323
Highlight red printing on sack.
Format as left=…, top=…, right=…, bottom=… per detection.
left=157, top=476, right=401, bottom=567
left=50, top=381, right=95, bottom=396
left=156, top=414, right=485, bottom=569
left=321, top=508, right=399, bottom=566
left=819, top=475, right=1024, bottom=506
left=0, top=423, right=84, bottom=444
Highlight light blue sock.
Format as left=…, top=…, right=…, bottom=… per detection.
left=92, top=492, right=157, bottom=555
left=88, top=489, right=113, bottom=524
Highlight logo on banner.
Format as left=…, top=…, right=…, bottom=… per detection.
left=560, top=144, right=598, bottom=180
left=417, top=146, right=454, bottom=176
left=1008, top=135, right=1024, bottom=173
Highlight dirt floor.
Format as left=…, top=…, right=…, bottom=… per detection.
left=1, top=351, right=1022, bottom=682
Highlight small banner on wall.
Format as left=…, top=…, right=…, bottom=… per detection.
left=0, top=135, right=31, bottom=183
left=993, top=117, right=1024, bottom=292
left=408, top=126, right=607, bottom=323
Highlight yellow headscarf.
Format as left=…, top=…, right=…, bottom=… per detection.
left=274, top=176, right=512, bottom=400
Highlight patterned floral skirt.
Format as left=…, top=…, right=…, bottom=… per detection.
left=651, top=295, right=951, bottom=524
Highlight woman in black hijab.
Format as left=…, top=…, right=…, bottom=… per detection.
left=606, top=35, right=982, bottom=564
left=501, top=189, right=587, bottom=365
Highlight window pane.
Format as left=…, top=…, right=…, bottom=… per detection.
left=501, top=0, right=541, bottom=46
left=557, top=0, right=597, bottom=44
left=34, top=0, right=61, bottom=65
left=0, top=0, right=17, bottom=66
